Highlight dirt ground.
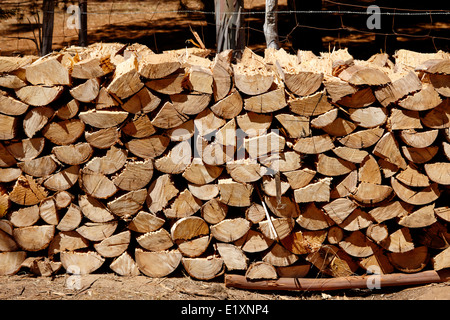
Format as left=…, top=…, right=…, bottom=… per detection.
left=1, top=273, right=449, bottom=301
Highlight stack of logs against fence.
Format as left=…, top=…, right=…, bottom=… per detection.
left=0, top=42, right=449, bottom=287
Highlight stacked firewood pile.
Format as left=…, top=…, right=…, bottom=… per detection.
left=0, top=42, right=449, bottom=282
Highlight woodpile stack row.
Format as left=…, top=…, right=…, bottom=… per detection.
left=0, top=42, right=449, bottom=282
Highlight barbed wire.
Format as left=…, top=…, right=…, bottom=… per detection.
left=1, top=1, right=449, bottom=56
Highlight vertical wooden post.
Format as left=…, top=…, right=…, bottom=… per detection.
left=41, top=0, right=54, bottom=56
left=215, top=0, right=245, bottom=57
left=78, top=0, right=88, bottom=47
left=264, top=0, right=279, bottom=49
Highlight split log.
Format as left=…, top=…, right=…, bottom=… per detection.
left=136, top=248, right=182, bottom=276
left=432, top=247, right=450, bottom=271
left=338, top=64, right=390, bottom=86
left=154, top=140, right=191, bottom=175
left=18, top=155, right=58, bottom=177
left=113, top=159, right=153, bottom=191
left=0, top=92, right=28, bottom=116
left=289, top=90, right=333, bottom=116
left=42, top=119, right=85, bottom=145
left=316, top=154, right=356, bottom=176
left=294, top=177, right=332, bottom=203
left=60, top=251, right=105, bottom=275
left=0, top=75, right=26, bottom=89
left=201, top=198, right=228, bottom=224
left=236, top=112, right=272, bottom=137
left=71, top=56, right=114, bottom=79
left=434, top=207, right=450, bottom=223
left=79, top=110, right=128, bottom=129
left=391, top=177, right=440, bottom=205
left=137, top=229, right=174, bottom=252
left=181, top=256, right=224, bottom=280
left=339, top=208, right=373, bottom=231
left=263, top=243, right=298, bottom=267
left=421, top=99, right=450, bottom=129
left=43, top=165, right=79, bottom=191
left=387, top=109, right=422, bottom=130
left=429, top=74, right=450, bottom=97
left=338, top=127, right=384, bottom=149
left=52, top=143, right=93, bottom=165
left=84, top=146, right=127, bottom=175
left=151, top=101, right=189, bottom=129
left=171, top=93, right=211, bottom=116
left=276, top=113, right=310, bottom=138
left=380, top=228, right=415, bottom=253
left=183, top=158, right=223, bottom=185
left=322, top=197, right=357, bottom=224
left=110, top=252, right=141, bottom=276
left=310, top=109, right=338, bottom=129
left=348, top=106, right=387, bottom=128
left=57, top=204, right=83, bottom=232
left=283, top=168, right=315, bottom=190
left=145, top=70, right=185, bottom=95
left=337, top=87, right=376, bottom=109
left=187, top=65, right=213, bottom=94
left=387, top=247, right=429, bottom=273
left=146, top=174, right=179, bottom=214
left=366, top=223, right=389, bottom=244
left=10, top=175, right=48, bottom=206
left=245, top=203, right=265, bottom=224
left=94, top=230, right=130, bottom=258
left=424, top=162, right=450, bottom=185
left=39, top=197, right=59, bottom=225
left=401, top=145, right=439, bottom=164
left=368, top=200, right=412, bottom=224
left=296, top=203, right=334, bottom=231
left=244, top=88, right=286, bottom=114
left=358, top=155, right=381, bottom=184
left=306, top=244, right=358, bottom=277
left=322, top=117, right=357, bottom=137
left=22, top=256, right=62, bottom=277
left=163, top=189, right=202, bottom=219
left=70, top=78, right=100, bottom=103
left=128, top=211, right=165, bottom=234
left=210, top=218, right=251, bottom=243
left=121, top=87, right=160, bottom=114
left=107, top=189, right=147, bottom=218
left=96, top=88, right=119, bottom=110
left=107, top=56, right=143, bottom=99
left=9, top=205, right=40, bottom=228
left=218, top=178, right=254, bottom=207
left=396, top=164, right=430, bottom=187
left=166, top=120, right=195, bottom=142
left=125, top=135, right=170, bottom=159
left=188, top=183, right=219, bottom=201
left=0, top=228, right=18, bottom=252
left=281, top=230, right=327, bottom=255
left=76, top=221, right=118, bottom=242
left=25, top=56, right=70, bottom=86
left=398, top=84, right=442, bottom=111
left=0, top=251, right=26, bottom=275
left=236, top=230, right=273, bottom=253
left=215, top=243, right=248, bottom=271
left=293, top=134, right=334, bottom=154
left=339, top=230, right=376, bottom=258
left=374, top=71, right=422, bottom=107
left=0, top=168, right=21, bottom=183
left=16, top=85, right=64, bottom=106
left=85, top=127, right=121, bottom=150
left=259, top=217, right=295, bottom=241
left=7, top=138, right=45, bottom=162
left=48, top=231, right=89, bottom=257
left=0, top=114, right=18, bottom=140
left=399, top=129, right=438, bottom=148
left=351, top=182, right=393, bottom=205
left=138, top=52, right=180, bottom=79
left=13, top=225, right=55, bottom=251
